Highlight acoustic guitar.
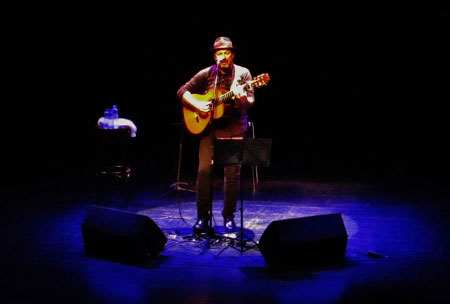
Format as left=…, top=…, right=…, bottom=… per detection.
left=182, top=73, right=270, bottom=135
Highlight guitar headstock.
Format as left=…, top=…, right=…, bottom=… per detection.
left=251, top=73, right=270, bottom=88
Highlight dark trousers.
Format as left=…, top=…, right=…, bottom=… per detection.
left=196, top=133, right=240, bottom=219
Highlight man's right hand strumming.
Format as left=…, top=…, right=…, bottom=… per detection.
left=182, top=91, right=212, bottom=114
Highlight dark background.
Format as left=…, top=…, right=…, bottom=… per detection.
left=3, top=2, right=449, bottom=187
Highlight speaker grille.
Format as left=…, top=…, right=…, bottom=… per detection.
left=82, top=206, right=167, bottom=262
left=258, top=214, right=348, bottom=267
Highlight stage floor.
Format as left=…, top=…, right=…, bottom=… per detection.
left=2, top=177, right=450, bottom=303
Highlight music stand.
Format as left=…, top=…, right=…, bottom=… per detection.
left=214, top=138, right=272, bottom=253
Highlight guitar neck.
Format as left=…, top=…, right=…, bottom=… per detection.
left=216, top=82, right=250, bottom=105
left=217, top=91, right=234, bottom=104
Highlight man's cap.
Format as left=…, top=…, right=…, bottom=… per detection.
left=211, top=37, right=236, bottom=51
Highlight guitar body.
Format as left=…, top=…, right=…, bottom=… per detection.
left=182, top=88, right=227, bottom=135
left=182, top=73, right=270, bottom=135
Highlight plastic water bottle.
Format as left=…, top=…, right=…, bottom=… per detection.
left=111, top=105, right=119, bottom=129
left=103, top=108, right=111, bottom=129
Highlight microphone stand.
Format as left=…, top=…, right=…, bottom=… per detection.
left=200, top=60, right=221, bottom=253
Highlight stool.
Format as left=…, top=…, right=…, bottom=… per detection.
left=95, top=127, right=133, bottom=206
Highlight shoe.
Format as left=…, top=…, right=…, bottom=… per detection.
left=224, top=218, right=237, bottom=233
left=193, top=218, right=208, bottom=235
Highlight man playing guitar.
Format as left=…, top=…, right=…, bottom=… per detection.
left=177, top=37, right=255, bottom=235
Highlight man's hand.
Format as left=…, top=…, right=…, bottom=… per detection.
left=192, top=100, right=212, bottom=114
left=182, top=91, right=211, bottom=114
left=231, top=86, right=247, bottom=107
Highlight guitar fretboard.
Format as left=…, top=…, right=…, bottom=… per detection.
left=215, top=82, right=251, bottom=105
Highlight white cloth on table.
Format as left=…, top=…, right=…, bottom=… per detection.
left=97, top=117, right=137, bottom=137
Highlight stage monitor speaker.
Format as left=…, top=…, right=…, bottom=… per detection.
left=258, top=213, right=348, bottom=267
left=82, top=206, right=167, bottom=262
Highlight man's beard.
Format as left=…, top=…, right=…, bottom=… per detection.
left=219, top=63, right=232, bottom=74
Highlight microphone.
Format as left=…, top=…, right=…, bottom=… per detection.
left=216, top=56, right=225, bottom=65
